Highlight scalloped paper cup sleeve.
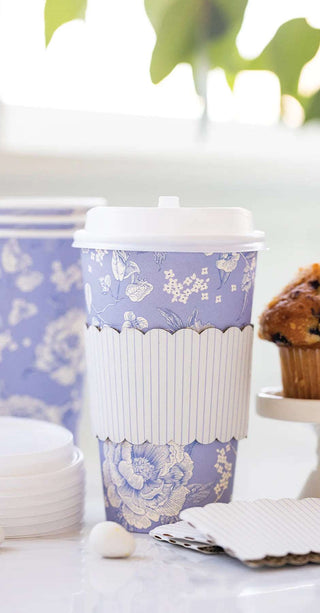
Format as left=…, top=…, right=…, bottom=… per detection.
left=85, top=325, right=253, bottom=444
left=180, top=498, right=320, bottom=567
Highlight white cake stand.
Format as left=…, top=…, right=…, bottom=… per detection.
left=256, top=387, right=320, bottom=498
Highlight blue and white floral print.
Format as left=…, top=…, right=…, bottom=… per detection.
left=101, top=440, right=237, bottom=532
left=0, top=393, right=81, bottom=423
left=216, top=253, right=240, bottom=287
left=99, top=274, right=112, bottom=294
left=82, top=249, right=154, bottom=327
left=1, top=238, right=32, bottom=273
left=34, top=308, right=85, bottom=386
left=239, top=252, right=257, bottom=318
left=154, top=251, right=166, bottom=271
left=1, top=238, right=44, bottom=292
left=112, top=250, right=140, bottom=281
left=121, top=311, right=148, bottom=331
left=102, top=441, right=193, bottom=530
left=0, top=237, right=85, bottom=437
left=81, top=249, right=257, bottom=331
left=0, top=330, right=16, bottom=362
left=50, top=260, right=83, bottom=293
left=8, top=299, right=38, bottom=326
left=158, top=308, right=209, bottom=333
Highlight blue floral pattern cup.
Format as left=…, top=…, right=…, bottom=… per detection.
left=0, top=236, right=85, bottom=439
left=79, top=247, right=257, bottom=532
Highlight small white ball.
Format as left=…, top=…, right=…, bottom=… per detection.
left=89, top=521, right=135, bottom=558
left=0, top=526, right=5, bottom=545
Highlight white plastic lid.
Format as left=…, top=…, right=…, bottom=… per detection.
left=73, top=197, right=265, bottom=252
left=0, top=417, right=74, bottom=477
left=0, top=447, right=84, bottom=491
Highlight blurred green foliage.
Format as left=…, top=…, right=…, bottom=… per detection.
left=44, top=0, right=87, bottom=46
left=44, top=0, right=320, bottom=122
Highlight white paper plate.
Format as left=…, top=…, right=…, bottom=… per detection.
left=5, top=522, right=83, bottom=540
left=0, top=417, right=74, bottom=477
left=4, top=511, right=83, bottom=538
left=0, top=472, right=84, bottom=499
left=0, top=492, right=84, bottom=518
left=0, top=501, right=84, bottom=527
left=0, top=447, right=83, bottom=492
left=0, top=480, right=84, bottom=509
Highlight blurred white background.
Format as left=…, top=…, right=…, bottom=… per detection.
left=0, top=0, right=319, bottom=507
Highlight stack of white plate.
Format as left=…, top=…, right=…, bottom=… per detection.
left=0, top=417, right=84, bottom=538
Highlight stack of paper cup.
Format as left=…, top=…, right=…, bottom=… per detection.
left=74, top=197, right=265, bottom=533
left=0, top=417, right=84, bottom=538
left=0, top=197, right=106, bottom=439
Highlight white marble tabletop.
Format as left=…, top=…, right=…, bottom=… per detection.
left=2, top=413, right=320, bottom=613
left=2, top=522, right=320, bottom=613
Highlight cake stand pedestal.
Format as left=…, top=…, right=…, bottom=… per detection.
left=256, top=388, right=320, bottom=498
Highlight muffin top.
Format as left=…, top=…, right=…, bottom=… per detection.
left=259, top=264, right=320, bottom=348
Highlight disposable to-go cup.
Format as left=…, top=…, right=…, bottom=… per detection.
left=74, top=197, right=265, bottom=532
left=0, top=197, right=106, bottom=438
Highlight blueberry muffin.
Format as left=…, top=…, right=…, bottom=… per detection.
left=259, top=264, right=320, bottom=399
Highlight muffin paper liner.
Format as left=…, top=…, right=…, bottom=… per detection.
left=280, top=346, right=320, bottom=399
left=85, top=324, right=253, bottom=444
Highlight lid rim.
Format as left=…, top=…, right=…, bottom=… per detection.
left=73, top=233, right=265, bottom=252
left=73, top=204, right=265, bottom=252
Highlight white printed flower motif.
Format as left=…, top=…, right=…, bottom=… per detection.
left=241, top=256, right=256, bottom=293
left=237, top=254, right=257, bottom=319
left=216, top=253, right=240, bottom=273
left=112, top=251, right=140, bottom=281
left=99, top=274, right=111, bottom=294
left=158, top=308, right=209, bottom=333
left=34, top=308, right=85, bottom=386
left=0, top=331, right=14, bottom=362
left=15, top=270, right=44, bottom=292
left=8, top=299, right=38, bottom=326
left=103, top=441, right=193, bottom=530
left=122, top=311, right=148, bottom=331
left=216, top=253, right=240, bottom=288
left=1, top=239, right=44, bottom=291
left=125, top=280, right=153, bottom=303
left=95, top=249, right=109, bottom=265
left=50, top=261, right=82, bottom=293
left=1, top=239, right=32, bottom=273
left=0, top=394, right=80, bottom=422
left=84, top=283, right=92, bottom=313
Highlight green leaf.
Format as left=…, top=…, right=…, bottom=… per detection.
left=144, top=0, right=174, bottom=30
left=248, top=19, right=320, bottom=97
left=301, top=89, right=320, bottom=122
left=149, top=0, right=230, bottom=84
left=44, top=0, right=87, bottom=46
